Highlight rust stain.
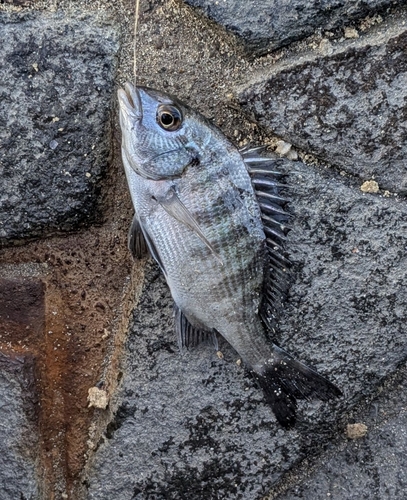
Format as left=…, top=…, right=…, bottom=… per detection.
left=0, top=192, right=142, bottom=499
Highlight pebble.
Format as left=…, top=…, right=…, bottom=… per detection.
left=276, top=140, right=292, bottom=156
left=360, top=180, right=379, bottom=193
left=346, top=423, right=368, bottom=439
left=344, top=27, right=359, bottom=39
left=87, top=387, right=109, bottom=409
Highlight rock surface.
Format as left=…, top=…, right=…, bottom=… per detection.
left=184, top=0, right=397, bottom=54
left=0, top=11, right=119, bottom=246
left=86, top=263, right=305, bottom=500
left=280, top=362, right=407, bottom=500
left=279, top=158, right=407, bottom=396
left=0, top=353, right=39, bottom=500
left=238, top=12, right=407, bottom=193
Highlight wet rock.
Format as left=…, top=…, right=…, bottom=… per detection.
left=85, top=155, right=407, bottom=498
left=0, top=11, right=119, bottom=246
left=0, top=353, right=39, bottom=500
left=0, top=276, right=43, bottom=496
left=183, top=0, right=397, bottom=55
left=279, top=157, right=407, bottom=400
left=238, top=15, right=407, bottom=193
left=279, top=364, right=407, bottom=500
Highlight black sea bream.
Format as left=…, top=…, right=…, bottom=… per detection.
left=118, top=83, right=341, bottom=427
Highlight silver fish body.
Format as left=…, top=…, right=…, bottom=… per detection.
left=118, top=83, right=341, bottom=427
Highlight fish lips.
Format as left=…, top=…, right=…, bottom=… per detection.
left=118, top=82, right=142, bottom=122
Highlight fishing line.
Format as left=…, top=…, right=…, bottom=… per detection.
left=133, top=0, right=140, bottom=85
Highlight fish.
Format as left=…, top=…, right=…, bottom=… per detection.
left=118, top=82, right=341, bottom=428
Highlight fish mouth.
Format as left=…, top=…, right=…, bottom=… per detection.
left=117, top=82, right=142, bottom=121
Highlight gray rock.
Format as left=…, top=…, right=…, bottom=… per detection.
left=238, top=15, right=407, bottom=193
left=0, top=274, right=43, bottom=498
left=184, top=0, right=397, bottom=55
left=85, top=156, right=407, bottom=499
left=278, top=157, right=407, bottom=401
left=0, top=353, right=39, bottom=500
left=0, top=11, right=119, bottom=246
left=279, top=364, right=407, bottom=500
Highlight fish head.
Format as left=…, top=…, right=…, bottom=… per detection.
left=118, top=83, right=212, bottom=180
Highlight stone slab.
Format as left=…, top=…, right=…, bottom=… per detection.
left=278, top=158, right=407, bottom=397
left=279, top=363, right=407, bottom=500
left=0, top=353, right=39, bottom=499
left=0, top=276, right=43, bottom=498
left=0, top=11, right=119, bottom=246
left=86, top=263, right=305, bottom=500
left=238, top=15, right=407, bottom=193
left=85, top=156, right=407, bottom=499
left=184, top=0, right=397, bottom=55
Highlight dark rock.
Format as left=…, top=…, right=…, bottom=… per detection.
left=0, top=352, right=39, bottom=499
left=0, top=11, right=119, bottom=246
left=184, top=0, right=398, bottom=55
left=279, top=363, right=407, bottom=500
left=279, top=158, right=407, bottom=399
left=0, top=276, right=43, bottom=497
left=85, top=156, right=407, bottom=498
left=238, top=16, right=407, bottom=194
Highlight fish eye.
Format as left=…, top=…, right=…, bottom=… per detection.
left=156, top=104, right=182, bottom=131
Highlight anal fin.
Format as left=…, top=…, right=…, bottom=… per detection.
left=174, top=304, right=218, bottom=352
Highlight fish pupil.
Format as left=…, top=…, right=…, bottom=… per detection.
left=157, top=104, right=182, bottom=131
left=161, top=113, right=173, bottom=126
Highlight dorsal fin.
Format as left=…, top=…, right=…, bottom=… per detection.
left=242, top=148, right=291, bottom=332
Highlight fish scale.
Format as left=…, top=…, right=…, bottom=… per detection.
left=133, top=170, right=264, bottom=344
left=118, top=83, right=341, bottom=427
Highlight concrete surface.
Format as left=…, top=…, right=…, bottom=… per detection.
left=279, top=362, right=407, bottom=500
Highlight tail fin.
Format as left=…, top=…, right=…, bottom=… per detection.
left=253, top=345, right=342, bottom=428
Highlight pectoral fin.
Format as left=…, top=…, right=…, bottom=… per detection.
left=130, top=215, right=167, bottom=276
left=128, top=213, right=148, bottom=260
left=156, top=188, right=223, bottom=265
